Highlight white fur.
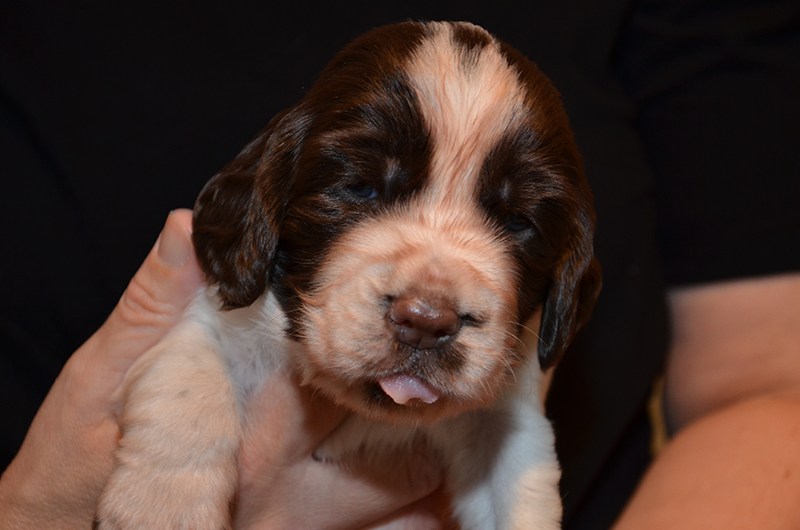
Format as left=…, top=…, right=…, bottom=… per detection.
left=407, top=22, right=525, bottom=203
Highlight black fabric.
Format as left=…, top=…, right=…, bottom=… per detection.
left=564, top=408, right=653, bottom=530
left=616, top=0, right=800, bottom=286
left=1, top=2, right=798, bottom=528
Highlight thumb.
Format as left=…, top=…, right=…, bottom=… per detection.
left=0, top=210, right=206, bottom=528
left=78, top=209, right=205, bottom=389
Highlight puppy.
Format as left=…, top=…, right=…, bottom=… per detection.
left=96, top=21, right=600, bottom=530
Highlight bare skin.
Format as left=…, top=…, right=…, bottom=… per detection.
left=614, top=274, right=800, bottom=529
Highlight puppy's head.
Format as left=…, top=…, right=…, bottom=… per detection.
left=194, top=21, right=601, bottom=424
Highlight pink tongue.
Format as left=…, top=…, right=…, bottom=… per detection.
left=378, top=374, right=440, bottom=405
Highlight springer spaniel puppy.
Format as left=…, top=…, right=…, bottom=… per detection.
left=96, top=21, right=600, bottom=530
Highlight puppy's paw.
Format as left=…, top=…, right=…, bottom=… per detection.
left=94, top=318, right=241, bottom=529
left=94, top=459, right=236, bottom=530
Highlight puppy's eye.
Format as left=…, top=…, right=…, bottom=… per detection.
left=345, top=182, right=379, bottom=200
left=505, top=214, right=533, bottom=234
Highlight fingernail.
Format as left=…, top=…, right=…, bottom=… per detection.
left=157, top=211, right=193, bottom=268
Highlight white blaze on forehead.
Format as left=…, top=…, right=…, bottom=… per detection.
left=406, top=23, right=525, bottom=203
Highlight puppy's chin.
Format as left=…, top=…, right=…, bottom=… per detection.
left=298, top=362, right=515, bottom=425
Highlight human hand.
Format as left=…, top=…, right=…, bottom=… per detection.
left=235, top=372, right=446, bottom=530
left=0, top=209, right=445, bottom=530
left=0, top=209, right=204, bottom=529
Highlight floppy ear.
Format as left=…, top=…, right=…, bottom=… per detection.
left=192, top=106, right=310, bottom=309
left=538, top=250, right=602, bottom=369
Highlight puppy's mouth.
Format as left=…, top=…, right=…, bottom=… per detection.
left=376, top=373, right=441, bottom=405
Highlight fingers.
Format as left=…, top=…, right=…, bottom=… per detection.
left=301, top=448, right=443, bottom=530
left=236, top=374, right=445, bottom=530
left=237, top=445, right=443, bottom=530
left=360, top=494, right=446, bottom=530
left=238, top=374, right=349, bottom=489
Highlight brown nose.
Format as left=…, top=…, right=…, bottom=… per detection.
left=389, top=294, right=461, bottom=349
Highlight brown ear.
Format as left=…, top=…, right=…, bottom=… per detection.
left=192, top=106, right=310, bottom=309
left=538, top=251, right=602, bottom=369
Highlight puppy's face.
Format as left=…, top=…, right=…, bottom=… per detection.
left=193, top=22, right=600, bottom=424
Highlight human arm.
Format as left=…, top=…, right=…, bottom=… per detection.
left=613, top=273, right=800, bottom=529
